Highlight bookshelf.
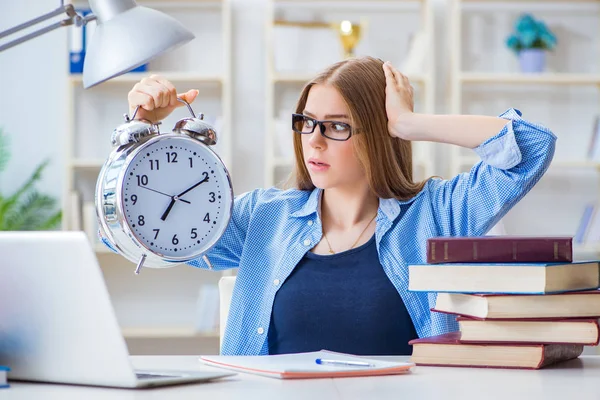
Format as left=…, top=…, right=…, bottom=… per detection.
left=62, top=0, right=232, bottom=354
left=447, top=0, right=600, bottom=254
left=264, top=0, right=437, bottom=188
left=448, top=0, right=600, bottom=177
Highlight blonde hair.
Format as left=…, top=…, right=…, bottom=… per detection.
left=289, top=56, right=428, bottom=200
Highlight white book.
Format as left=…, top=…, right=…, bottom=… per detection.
left=69, top=191, right=82, bottom=231
left=82, top=202, right=98, bottom=245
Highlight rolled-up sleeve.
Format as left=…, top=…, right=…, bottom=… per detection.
left=429, top=108, right=557, bottom=236
left=187, top=188, right=264, bottom=271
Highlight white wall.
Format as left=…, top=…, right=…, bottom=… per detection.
left=0, top=0, right=596, bottom=238
left=0, top=1, right=68, bottom=202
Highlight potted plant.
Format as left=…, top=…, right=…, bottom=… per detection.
left=506, top=14, right=557, bottom=73
left=0, top=128, right=62, bottom=230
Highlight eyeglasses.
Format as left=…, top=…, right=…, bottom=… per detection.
left=292, top=113, right=354, bottom=141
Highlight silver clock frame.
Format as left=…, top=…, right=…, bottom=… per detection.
left=95, top=132, right=234, bottom=272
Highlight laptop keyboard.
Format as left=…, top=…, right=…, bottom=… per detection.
left=136, top=372, right=182, bottom=380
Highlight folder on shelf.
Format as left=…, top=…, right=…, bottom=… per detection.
left=0, top=365, right=9, bottom=388
left=199, top=350, right=414, bottom=379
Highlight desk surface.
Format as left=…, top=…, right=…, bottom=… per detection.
left=5, top=355, right=600, bottom=399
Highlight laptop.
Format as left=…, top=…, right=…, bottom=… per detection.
left=0, top=231, right=234, bottom=388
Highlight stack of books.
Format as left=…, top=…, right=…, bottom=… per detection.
left=407, top=236, right=600, bottom=369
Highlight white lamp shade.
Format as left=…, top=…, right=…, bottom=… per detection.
left=83, top=5, right=195, bottom=88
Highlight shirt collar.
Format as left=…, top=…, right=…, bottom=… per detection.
left=290, top=188, right=321, bottom=218
left=290, top=184, right=426, bottom=221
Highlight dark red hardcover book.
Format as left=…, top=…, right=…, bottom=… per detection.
left=426, top=236, right=573, bottom=264
left=409, top=331, right=583, bottom=369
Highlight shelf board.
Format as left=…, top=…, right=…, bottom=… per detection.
left=551, top=161, right=600, bottom=169
left=94, top=243, right=114, bottom=254
left=460, top=72, right=600, bottom=85
left=70, top=72, right=223, bottom=85
left=71, top=159, right=106, bottom=170
left=457, top=157, right=600, bottom=169
left=574, top=244, right=600, bottom=254
left=273, top=72, right=428, bottom=84
left=273, top=0, right=424, bottom=9
left=121, top=326, right=219, bottom=339
left=273, top=157, right=294, bottom=168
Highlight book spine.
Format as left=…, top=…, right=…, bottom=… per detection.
left=537, top=344, right=583, bottom=369
left=426, top=238, right=572, bottom=264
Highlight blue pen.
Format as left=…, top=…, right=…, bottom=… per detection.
left=315, top=358, right=375, bottom=367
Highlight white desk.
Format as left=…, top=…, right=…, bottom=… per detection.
left=4, top=355, right=600, bottom=399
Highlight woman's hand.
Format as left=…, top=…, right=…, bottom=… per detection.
left=127, top=75, right=199, bottom=123
left=383, top=61, right=415, bottom=140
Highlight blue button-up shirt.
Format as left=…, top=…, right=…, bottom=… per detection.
left=103, top=109, right=556, bottom=355
left=188, top=108, right=556, bottom=355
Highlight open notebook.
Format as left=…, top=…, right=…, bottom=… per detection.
left=199, top=350, right=415, bottom=379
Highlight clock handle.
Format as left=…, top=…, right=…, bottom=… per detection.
left=177, top=97, right=204, bottom=120
left=126, top=105, right=141, bottom=122
left=134, top=254, right=147, bottom=275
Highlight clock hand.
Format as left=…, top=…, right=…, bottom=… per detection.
left=139, top=186, right=191, bottom=204
left=161, top=174, right=209, bottom=221
left=177, top=175, right=209, bottom=198
left=160, top=198, right=176, bottom=221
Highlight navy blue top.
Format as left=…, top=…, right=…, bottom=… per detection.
left=268, top=234, right=418, bottom=355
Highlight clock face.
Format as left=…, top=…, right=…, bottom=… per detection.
left=121, top=136, right=231, bottom=259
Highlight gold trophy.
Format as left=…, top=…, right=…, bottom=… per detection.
left=274, top=19, right=362, bottom=60
left=337, top=20, right=361, bottom=59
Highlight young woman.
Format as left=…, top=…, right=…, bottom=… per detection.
left=125, top=56, right=556, bottom=356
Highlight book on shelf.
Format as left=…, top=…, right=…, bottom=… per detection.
left=432, top=290, right=600, bottom=320
left=409, top=332, right=583, bottom=370
left=200, top=350, right=414, bottom=379
left=586, top=115, right=600, bottom=161
left=574, top=204, right=595, bottom=244
left=0, top=365, right=9, bottom=388
left=456, top=317, right=600, bottom=345
left=577, top=203, right=600, bottom=246
left=408, top=261, right=600, bottom=294
left=426, top=236, right=572, bottom=264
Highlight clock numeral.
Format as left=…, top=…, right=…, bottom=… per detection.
left=153, top=229, right=160, bottom=239
left=149, top=159, right=160, bottom=170
left=203, top=213, right=211, bottom=223
left=191, top=228, right=198, bottom=239
left=138, top=215, right=145, bottom=226
left=202, top=171, right=209, bottom=180
left=130, top=194, right=138, bottom=205
left=189, top=157, right=193, bottom=168
left=166, top=152, right=178, bottom=163
left=136, top=175, right=148, bottom=186
left=208, top=192, right=216, bottom=203
left=172, top=234, right=179, bottom=245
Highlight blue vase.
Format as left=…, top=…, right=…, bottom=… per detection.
left=518, top=49, right=546, bottom=73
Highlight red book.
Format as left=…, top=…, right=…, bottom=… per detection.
left=426, top=236, right=573, bottom=264
left=456, top=317, right=600, bottom=345
left=409, top=332, right=583, bottom=369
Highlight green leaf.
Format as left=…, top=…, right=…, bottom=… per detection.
left=0, top=160, right=48, bottom=222
left=0, top=129, right=61, bottom=232
left=3, top=191, right=59, bottom=230
left=0, top=128, right=11, bottom=173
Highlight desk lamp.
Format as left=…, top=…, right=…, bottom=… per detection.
left=0, top=0, right=195, bottom=88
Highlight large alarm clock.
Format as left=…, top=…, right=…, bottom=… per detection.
left=95, top=99, right=233, bottom=274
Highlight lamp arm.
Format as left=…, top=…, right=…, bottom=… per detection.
left=0, top=3, right=86, bottom=52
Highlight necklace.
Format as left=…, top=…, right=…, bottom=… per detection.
left=322, top=213, right=377, bottom=254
